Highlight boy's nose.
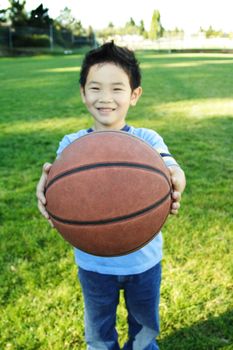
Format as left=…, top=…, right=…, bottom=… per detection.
left=98, top=98, right=113, bottom=103
left=98, top=92, right=113, bottom=103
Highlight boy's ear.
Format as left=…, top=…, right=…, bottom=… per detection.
left=80, top=86, right=86, bottom=103
left=130, top=86, right=143, bottom=106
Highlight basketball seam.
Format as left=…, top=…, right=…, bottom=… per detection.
left=47, top=189, right=171, bottom=226
left=45, top=162, right=171, bottom=192
left=74, top=213, right=168, bottom=257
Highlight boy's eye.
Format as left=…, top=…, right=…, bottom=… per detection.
left=113, top=88, right=123, bottom=91
left=90, top=87, right=100, bottom=91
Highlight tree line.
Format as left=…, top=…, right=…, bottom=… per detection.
left=0, top=1, right=94, bottom=35
left=0, top=1, right=167, bottom=45
left=0, top=1, right=163, bottom=36
left=97, top=11, right=164, bottom=40
left=0, top=0, right=95, bottom=49
left=0, top=0, right=230, bottom=51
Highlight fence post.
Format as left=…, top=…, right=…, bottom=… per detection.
left=9, top=27, right=14, bottom=50
left=49, top=24, right=54, bottom=51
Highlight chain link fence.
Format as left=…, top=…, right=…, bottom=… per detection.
left=0, top=25, right=96, bottom=55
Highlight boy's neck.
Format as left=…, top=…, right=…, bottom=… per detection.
left=92, top=121, right=126, bottom=132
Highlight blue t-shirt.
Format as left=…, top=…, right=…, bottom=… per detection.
left=56, top=125, right=178, bottom=275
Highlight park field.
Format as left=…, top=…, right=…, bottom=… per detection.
left=0, top=51, right=233, bottom=349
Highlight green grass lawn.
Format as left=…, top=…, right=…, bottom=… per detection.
left=0, top=51, right=233, bottom=350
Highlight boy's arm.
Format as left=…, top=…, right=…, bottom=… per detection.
left=154, top=147, right=186, bottom=215
left=36, top=134, right=77, bottom=226
left=36, top=162, right=54, bottom=227
left=148, top=132, right=186, bottom=215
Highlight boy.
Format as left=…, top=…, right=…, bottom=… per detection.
left=36, top=42, right=186, bottom=350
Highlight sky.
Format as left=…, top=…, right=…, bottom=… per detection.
left=1, top=0, right=233, bottom=33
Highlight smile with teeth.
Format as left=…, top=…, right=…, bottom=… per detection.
left=97, top=107, right=116, bottom=112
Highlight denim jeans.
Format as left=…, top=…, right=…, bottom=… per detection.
left=78, top=262, right=161, bottom=350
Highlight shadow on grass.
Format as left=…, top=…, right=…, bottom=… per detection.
left=137, top=51, right=233, bottom=62
left=159, top=309, right=233, bottom=350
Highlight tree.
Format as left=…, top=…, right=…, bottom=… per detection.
left=72, top=20, right=85, bottom=36
left=87, top=25, right=95, bottom=40
left=149, top=10, right=163, bottom=40
left=128, top=17, right=136, bottom=27
left=55, top=7, right=75, bottom=31
left=55, top=7, right=86, bottom=35
left=139, top=19, right=146, bottom=36
left=28, top=4, right=52, bottom=28
left=0, top=8, right=9, bottom=23
left=8, top=0, right=28, bottom=26
left=205, top=25, right=223, bottom=38
left=124, top=17, right=139, bottom=35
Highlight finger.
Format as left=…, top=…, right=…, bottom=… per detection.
left=36, top=186, right=46, bottom=204
left=38, top=200, right=49, bottom=219
left=48, top=219, right=54, bottom=228
left=36, top=164, right=52, bottom=203
left=170, top=208, right=179, bottom=215
left=36, top=179, right=47, bottom=204
left=172, top=191, right=181, bottom=202
left=38, top=200, right=54, bottom=227
left=43, top=162, right=52, bottom=173
left=171, top=201, right=180, bottom=211
left=170, top=199, right=181, bottom=215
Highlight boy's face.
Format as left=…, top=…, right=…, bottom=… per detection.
left=80, top=63, right=142, bottom=130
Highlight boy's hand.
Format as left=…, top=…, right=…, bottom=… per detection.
left=168, top=166, right=186, bottom=215
left=36, top=162, right=54, bottom=227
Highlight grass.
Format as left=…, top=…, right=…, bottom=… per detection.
left=0, top=51, right=233, bottom=349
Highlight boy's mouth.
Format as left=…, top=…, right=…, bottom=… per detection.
left=97, top=108, right=116, bottom=112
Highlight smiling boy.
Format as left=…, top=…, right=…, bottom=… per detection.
left=37, top=42, right=186, bottom=350
left=80, top=61, right=142, bottom=131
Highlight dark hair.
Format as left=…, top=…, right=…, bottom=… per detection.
left=79, top=41, right=141, bottom=90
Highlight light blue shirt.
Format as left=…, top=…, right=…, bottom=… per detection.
left=56, top=125, right=178, bottom=275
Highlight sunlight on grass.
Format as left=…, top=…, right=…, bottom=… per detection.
left=1, top=98, right=232, bottom=135
left=152, top=98, right=233, bottom=119
left=161, top=60, right=233, bottom=68
left=141, top=62, right=157, bottom=69
left=140, top=53, right=233, bottom=60
left=40, top=67, right=81, bottom=73
left=141, top=58, right=233, bottom=69
left=1, top=117, right=89, bottom=134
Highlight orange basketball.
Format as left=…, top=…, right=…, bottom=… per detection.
left=45, top=131, right=172, bottom=256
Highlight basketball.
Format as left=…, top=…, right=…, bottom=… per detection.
left=45, top=131, right=172, bottom=256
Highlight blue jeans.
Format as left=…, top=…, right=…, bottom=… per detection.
left=78, top=262, right=161, bottom=350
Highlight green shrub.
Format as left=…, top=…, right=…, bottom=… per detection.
left=14, top=34, right=50, bottom=47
